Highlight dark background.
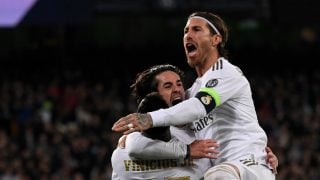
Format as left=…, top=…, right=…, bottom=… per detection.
left=1, top=0, right=319, bottom=81
left=0, top=0, right=319, bottom=179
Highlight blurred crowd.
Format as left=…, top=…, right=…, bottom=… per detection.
left=0, top=67, right=319, bottom=180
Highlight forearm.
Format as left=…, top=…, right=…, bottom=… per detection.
left=126, top=133, right=187, bottom=160
left=150, top=97, right=206, bottom=127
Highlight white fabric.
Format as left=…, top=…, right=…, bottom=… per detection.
left=204, top=163, right=240, bottom=180
left=187, top=58, right=268, bottom=166
left=205, top=159, right=275, bottom=180
left=150, top=58, right=274, bottom=179
left=111, top=127, right=206, bottom=179
left=150, top=97, right=207, bottom=127
left=126, top=132, right=186, bottom=160
left=111, top=146, right=199, bottom=180
left=170, top=126, right=212, bottom=175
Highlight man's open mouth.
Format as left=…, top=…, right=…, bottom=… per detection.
left=186, top=43, right=197, bottom=56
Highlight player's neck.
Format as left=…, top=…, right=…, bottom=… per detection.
left=195, top=55, right=219, bottom=77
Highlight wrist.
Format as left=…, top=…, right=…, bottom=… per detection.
left=185, top=144, right=190, bottom=159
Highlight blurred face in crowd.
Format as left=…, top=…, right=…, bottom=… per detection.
left=183, top=18, right=221, bottom=68
left=155, top=70, right=185, bottom=106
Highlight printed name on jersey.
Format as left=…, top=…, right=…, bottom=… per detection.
left=192, top=113, right=214, bottom=132
left=212, top=59, right=223, bottom=71
left=123, top=159, right=194, bottom=172
left=205, top=79, right=218, bottom=88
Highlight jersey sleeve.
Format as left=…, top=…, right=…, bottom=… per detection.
left=150, top=61, right=249, bottom=127
left=150, top=97, right=207, bottom=127
left=126, top=132, right=187, bottom=160
left=194, top=65, right=248, bottom=114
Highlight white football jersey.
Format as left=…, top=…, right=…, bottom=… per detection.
left=111, top=147, right=199, bottom=180
left=111, top=127, right=208, bottom=180
left=186, top=57, right=268, bottom=165
left=150, top=57, right=268, bottom=166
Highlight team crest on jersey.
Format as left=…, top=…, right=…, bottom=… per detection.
left=200, top=95, right=212, bottom=105
left=205, top=79, right=218, bottom=88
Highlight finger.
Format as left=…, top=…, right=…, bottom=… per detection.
left=206, top=148, right=219, bottom=154
left=112, top=125, right=125, bottom=132
left=203, top=153, right=218, bottom=159
left=268, top=158, right=277, bottom=168
left=273, top=168, right=278, bottom=175
left=271, top=159, right=278, bottom=169
left=113, top=115, right=135, bottom=131
left=268, top=157, right=278, bottom=174
left=270, top=162, right=278, bottom=175
left=265, top=146, right=271, bottom=152
left=123, top=126, right=139, bottom=135
left=112, top=118, right=127, bottom=131
left=204, top=148, right=219, bottom=158
left=117, top=135, right=127, bottom=149
left=206, top=141, right=219, bottom=148
left=113, top=117, right=126, bottom=126
left=267, top=153, right=278, bottom=165
left=204, top=139, right=219, bottom=144
left=269, top=157, right=276, bottom=164
left=115, top=123, right=130, bottom=132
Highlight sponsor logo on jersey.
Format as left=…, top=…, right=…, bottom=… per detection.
left=192, top=113, right=214, bottom=132
left=205, top=79, right=218, bottom=88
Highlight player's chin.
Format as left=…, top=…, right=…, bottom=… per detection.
left=187, top=60, right=196, bottom=68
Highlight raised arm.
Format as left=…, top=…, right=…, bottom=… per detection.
left=112, top=97, right=206, bottom=134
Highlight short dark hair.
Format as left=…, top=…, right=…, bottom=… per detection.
left=137, top=92, right=171, bottom=141
left=130, top=64, right=184, bottom=104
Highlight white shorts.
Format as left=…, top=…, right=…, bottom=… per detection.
left=233, top=161, right=275, bottom=180
left=205, top=155, right=275, bottom=180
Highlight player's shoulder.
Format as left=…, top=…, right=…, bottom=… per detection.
left=212, top=58, right=243, bottom=76
left=211, top=57, right=234, bottom=71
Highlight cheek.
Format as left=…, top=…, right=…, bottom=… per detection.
left=164, top=95, right=171, bottom=105
left=159, top=92, right=171, bottom=105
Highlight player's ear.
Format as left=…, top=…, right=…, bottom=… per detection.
left=211, top=34, right=222, bottom=46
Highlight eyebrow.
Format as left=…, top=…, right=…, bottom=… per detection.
left=185, top=24, right=204, bottom=32
left=162, top=79, right=182, bottom=86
